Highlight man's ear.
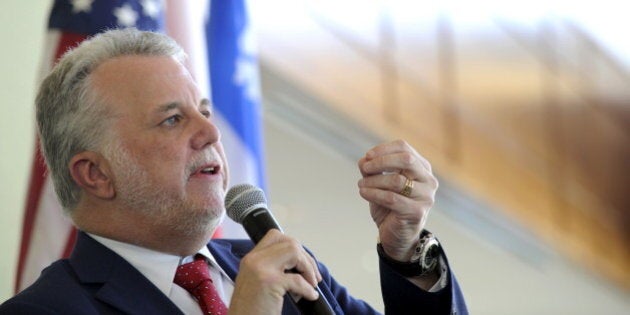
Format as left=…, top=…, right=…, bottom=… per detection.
left=69, top=151, right=115, bottom=200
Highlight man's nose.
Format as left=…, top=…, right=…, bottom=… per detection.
left=191, top=113, right=221, bottom=150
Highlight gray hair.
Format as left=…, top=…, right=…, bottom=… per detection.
left=36, top=28, right=186, bottom=213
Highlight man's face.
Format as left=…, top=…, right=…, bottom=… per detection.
left=90, top=55, right=229, bottom=236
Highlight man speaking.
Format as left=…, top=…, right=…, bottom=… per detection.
left=0, top=28, right=467, bottom=314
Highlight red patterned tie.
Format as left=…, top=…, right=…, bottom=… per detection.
left=174, top=255, right=228, bottom=315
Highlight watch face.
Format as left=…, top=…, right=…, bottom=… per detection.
left=420, top=237, right=440, bottom=273
left=422, top=244, right=440, bottom=270
left=426, top=245, right=440, bottom=260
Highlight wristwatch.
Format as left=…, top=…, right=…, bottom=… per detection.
left=377, top=230, right=441, bottom=277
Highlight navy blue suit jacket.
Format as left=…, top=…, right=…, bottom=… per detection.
left=1, top=232, right=467, bottom=314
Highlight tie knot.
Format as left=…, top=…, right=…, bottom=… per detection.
left=173, top=255, right=228, bottom=314
left=174, top=255, right=212, bottom=291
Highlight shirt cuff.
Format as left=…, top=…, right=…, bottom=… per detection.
left=428, top=255, right=449, bottom=292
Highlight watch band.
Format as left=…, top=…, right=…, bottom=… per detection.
left=376, top=230, right=441, bottom=277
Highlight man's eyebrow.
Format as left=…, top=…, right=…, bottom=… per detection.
left=156, top=102, right=180, bottom=113
left=199, top=98, right=211, bottom=110
left=154, top=99, right=210, bottom=114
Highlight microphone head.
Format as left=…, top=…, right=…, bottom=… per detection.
left=225, top=184, right=268, bottom=223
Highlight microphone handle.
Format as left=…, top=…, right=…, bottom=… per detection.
left=241, top=208, right=283, bottom=243
left=241, top=209, right=336, bottom=315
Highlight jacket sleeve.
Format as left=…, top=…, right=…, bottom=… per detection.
left=314, top=249, right=468, bottom=315
left=379, top=249, right=469, bottom=315
left=314, top=259, right=382, bottom=315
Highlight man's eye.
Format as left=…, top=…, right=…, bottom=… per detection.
left=162, top=115, right=182, bottom=126
left=200, top=110, right=212, bottom=118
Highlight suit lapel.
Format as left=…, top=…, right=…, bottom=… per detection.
left=207, top=239, right=251, bottom=281
left=69, top=232, right=183, bottom=315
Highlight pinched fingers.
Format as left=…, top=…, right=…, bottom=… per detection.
left=359, top=140, right=432, bottom=180
left=358, top=172, right=437, bottom=200
left=356, top=141, right=439, bottom=260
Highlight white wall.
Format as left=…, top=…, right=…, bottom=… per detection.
left=0, top=0, right=50, bottom=301
left=263, top=108, right=630, bottom=314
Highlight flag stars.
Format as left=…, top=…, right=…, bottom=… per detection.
left=70, top=0, right=94, bottom=13
left=113, top=3, right=139, bottom=27
left=141, top=0, right=162, bottom=19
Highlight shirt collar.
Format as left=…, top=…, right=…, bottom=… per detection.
left=88, top=233, right=222, bottom=298
left=179, top=246, right=232, bottom=283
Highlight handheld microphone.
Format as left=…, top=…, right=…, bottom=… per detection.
left=225, top=184, right=335, bottom=315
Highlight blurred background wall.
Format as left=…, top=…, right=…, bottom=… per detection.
left=1, top=1, right=628, bottom=314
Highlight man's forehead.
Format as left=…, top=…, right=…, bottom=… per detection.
left=90, top=55, right=195, bottom=90
left=89, top=55, right=210, bottom=117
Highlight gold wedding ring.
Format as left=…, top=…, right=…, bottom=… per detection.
left=400, top=177, right=414, bottom=197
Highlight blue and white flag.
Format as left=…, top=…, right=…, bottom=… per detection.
left=207, top=0, right=266, bottom=238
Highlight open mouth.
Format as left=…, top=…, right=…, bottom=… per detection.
left=199, top=165, right=219, bottom=175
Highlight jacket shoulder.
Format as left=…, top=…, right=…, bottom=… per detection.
left=1, top=260, right=100, bottom=314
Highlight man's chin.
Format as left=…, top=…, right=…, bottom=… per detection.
left=170, top=213, right=218, bottom=240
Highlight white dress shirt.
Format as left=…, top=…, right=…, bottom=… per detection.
left=89, top=234, right=234, bottom=315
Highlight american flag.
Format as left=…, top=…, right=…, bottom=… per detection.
left=15, top=0, right=165, bottom=294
